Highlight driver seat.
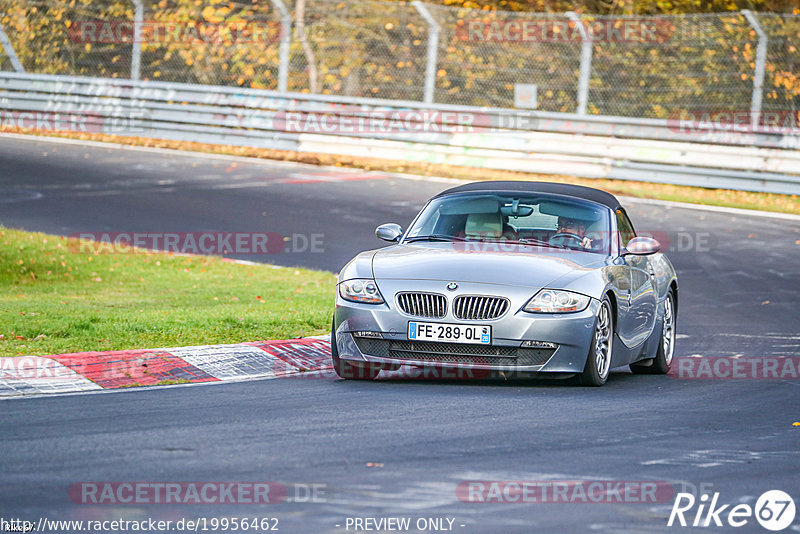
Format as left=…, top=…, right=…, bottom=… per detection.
left=465, top=213, right=503, bottom=239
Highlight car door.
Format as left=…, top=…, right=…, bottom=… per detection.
left=614, top=209, right=658, bottom=348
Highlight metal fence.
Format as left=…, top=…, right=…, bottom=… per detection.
left=1, top=1, right=798, bottom=121
left=2, top=71, right=799, bottom=195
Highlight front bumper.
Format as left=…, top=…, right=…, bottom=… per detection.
left=334, top=280, right=600, bottom=375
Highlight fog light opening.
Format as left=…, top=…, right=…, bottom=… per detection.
left=522, top=340, right=558, bottom=349
left=353, top=331, right=383, bottom=339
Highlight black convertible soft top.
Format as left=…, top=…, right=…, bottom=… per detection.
left=435, top=181, right=622, bottom=210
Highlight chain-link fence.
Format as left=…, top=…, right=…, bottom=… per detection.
left=586, top=13, right=755, bottom=117
left=757, top=13, right=800, bottom=116
left=0, top=0, right=134, bottom=78
left=137, top=0, right=283, bottom=87
left=427, top=7, right=583, bottom=110
left=1, top=0, right=798, bottom=120
left=288, top=0, right=428, bottom=100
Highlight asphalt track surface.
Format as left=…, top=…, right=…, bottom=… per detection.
left=1, top=136, right=799, bottom=533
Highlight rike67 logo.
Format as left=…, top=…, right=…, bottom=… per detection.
left=668, top=490, right=796, bottom=531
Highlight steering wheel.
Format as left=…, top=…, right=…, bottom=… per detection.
left=549, top=232, right=585, bottom=248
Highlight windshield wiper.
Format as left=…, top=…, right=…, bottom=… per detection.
left=404, top=234, right=467, bottom=243
left=479, top=237, right=566, bottom=249
left=518, top=237, right=567, bottom=249
left=405, top=235, right=567, bottom=249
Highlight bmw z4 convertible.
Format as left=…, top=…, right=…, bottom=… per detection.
left=332, top=181, right=678, bottom=386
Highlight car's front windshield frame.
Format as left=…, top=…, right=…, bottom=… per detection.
left=401, top=191, right=613, bottom=255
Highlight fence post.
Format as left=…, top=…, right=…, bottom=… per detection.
left=412, top=1, right=439, bottom=104
left=741, top=10, right=767, bottom=131
left=0, top=20, right=25, bottom=72
left=131, top=0, right=144, bottom=80
left=270, top=0, right=291, bottom=93
left=566, top=12, right=591, bottom=116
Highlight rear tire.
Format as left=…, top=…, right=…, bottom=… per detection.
left=578, top=296, right=614, bottom=387
left=331, top=319, right=381, bottom=380
left=630, top=291, right=676, bottom=375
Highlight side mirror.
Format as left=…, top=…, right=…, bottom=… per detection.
left=376, top=223, right=403, bottom=242
left=623, top=236, right=661, bottom=255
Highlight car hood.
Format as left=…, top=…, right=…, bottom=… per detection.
left=372, top=243, right=606, bottom=289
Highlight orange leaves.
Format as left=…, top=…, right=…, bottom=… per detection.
left=773, top=71, right=800, bottom=97
left=201, top=6, right=231, bottom=24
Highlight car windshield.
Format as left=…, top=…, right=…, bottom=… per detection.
left=404, top=192, right=611, bottom=254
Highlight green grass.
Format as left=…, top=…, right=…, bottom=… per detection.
left=0, top=227, right=335, bottom=357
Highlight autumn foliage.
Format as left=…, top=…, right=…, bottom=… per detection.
left=0, top=0, right=798, bottom=118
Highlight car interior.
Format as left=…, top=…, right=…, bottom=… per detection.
left=422, top=194, right=609, bottom=252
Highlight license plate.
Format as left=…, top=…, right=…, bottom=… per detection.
left=408, top=322, right=491, bottom=345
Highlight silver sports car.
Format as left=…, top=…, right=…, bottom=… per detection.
left=332, top=181, right=678, bottom=386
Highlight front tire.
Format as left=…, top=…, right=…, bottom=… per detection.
left=578, top=296, right=614, bottom=386
left=331, top=319, right=381, bottom=380
left=630, top=291, right=676, bottom=375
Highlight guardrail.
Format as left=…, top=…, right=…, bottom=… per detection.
left=2, top=72, right=799, bottom=195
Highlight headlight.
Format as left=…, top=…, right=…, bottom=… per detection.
left=523, top=289, right=590, bottom=313
left=338, top=279, right=384, bottom=304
